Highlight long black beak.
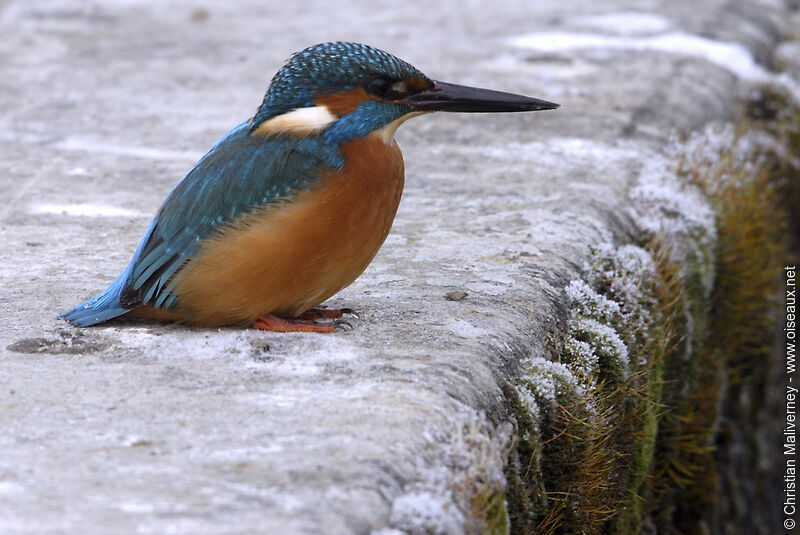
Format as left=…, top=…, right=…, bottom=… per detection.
left=407, top=80, right=559, bottom=113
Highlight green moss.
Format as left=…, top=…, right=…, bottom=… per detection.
left=502, top=383, right=544, bottom=534
left=504, top=241, right=684, bottom=534
left=744, top=86, right=800, bottom=260
left=471, top=487, right=510, bottom=535
left=504, top=233, right=713, bottom=534
left=569, top=319, right=628, bottom=387
left=503, top=85, right=798, bottom=533
left=647, top=92, right=796, bottom=532
left=610, top=245, right=686, bottom=534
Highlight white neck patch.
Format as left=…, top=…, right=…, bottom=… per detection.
left=252, top=106, right=337, bottom=138
left=371, top=112, right=429, bottom=144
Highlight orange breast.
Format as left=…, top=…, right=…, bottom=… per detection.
left=156, top=133, right=404, bottom=326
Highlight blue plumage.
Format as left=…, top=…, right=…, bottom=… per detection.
left=60, top=120, right=344, bottom=326
left=61, top=44, right=410, bottom=327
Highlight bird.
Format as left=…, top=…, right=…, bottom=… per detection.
left=60, top=42, right=558, bottom=333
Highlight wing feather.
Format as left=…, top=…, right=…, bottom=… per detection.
left=122, top=121, right=344, bottom=310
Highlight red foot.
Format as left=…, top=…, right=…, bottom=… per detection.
left=298, top=307, right=357, bottom=320
left=253, top=314, right=335, bottom=333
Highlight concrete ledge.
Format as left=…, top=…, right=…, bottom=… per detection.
left=1, top=0, right=797, bottom=533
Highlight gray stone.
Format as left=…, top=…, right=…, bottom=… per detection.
left=0, top=0, right=795, bottom=533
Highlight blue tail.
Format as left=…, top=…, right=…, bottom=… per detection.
left=60, top=218, right=160, bottom=327
left=59, top=266, right=134, bottom=327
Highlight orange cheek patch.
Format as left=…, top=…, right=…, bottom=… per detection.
left=314, top=88, right=377, bottom=116
left=408, top=76, right=432, bottom=92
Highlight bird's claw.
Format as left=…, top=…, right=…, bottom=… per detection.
left=298, top=307, right=359, bottom=320
left=334, top=319, right=354, bottom=331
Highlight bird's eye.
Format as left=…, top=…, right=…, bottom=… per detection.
left=366, top=77, right=392, bottom=98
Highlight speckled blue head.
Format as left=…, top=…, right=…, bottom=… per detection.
left=258, top=42, right=430, bottom=116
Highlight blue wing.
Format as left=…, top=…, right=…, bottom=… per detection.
left=60, top=120, right=344, bottom=326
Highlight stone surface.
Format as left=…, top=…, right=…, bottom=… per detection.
left=0, top=0, right=794, bottom=533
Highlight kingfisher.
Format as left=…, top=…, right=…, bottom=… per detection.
left=60, top=42, right=558, bottom=333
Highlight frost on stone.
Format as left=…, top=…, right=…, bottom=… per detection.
left=666, top=123, right=772, bottom=195
left=515, top=383, right=541, bottom=426
left=559, top=241, right=664, bottom=388
left=390, top=491, right=465, bottom=535
left=646, top=121, right=788, bottom=299
left=519, top=242, right=660, bottom=419
left=571, top=318, right=630, bottom=376
left=628, top=140, right=717, bottom=302
left=589, top=243, right=658, bottom=338
left=564, top=279, right=621, bottom=324
left=386, top=410, right=510, bottom=535
left=521, top=357, right=582, bottom=402
left=668, top=121, right=795, bottom=195
left=629, top=156, right=717, bottom=257
left=630, top=120, right=796, bottom=304
left=562, top=336, right=599, bottom=383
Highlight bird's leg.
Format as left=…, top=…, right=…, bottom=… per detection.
left=298, top=307, right=358, bottom=320
left=253, top=314, right=335, bottom=333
